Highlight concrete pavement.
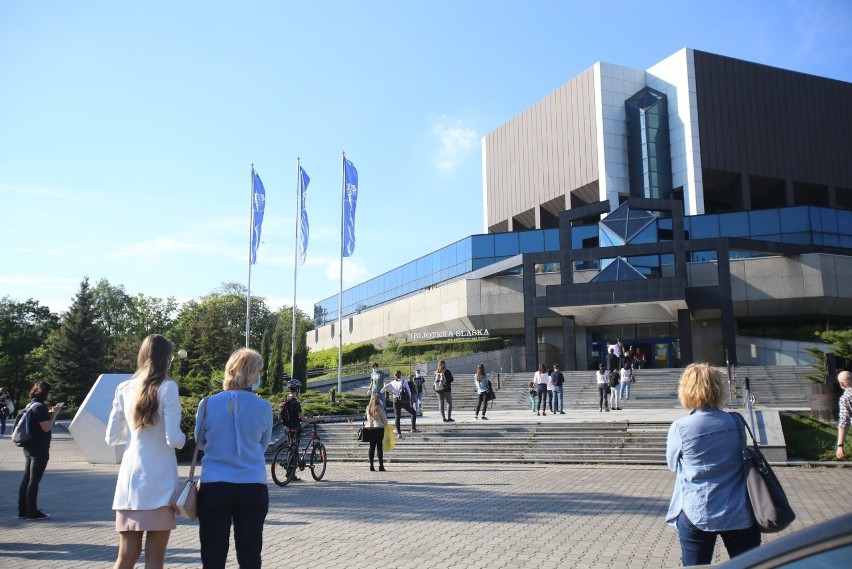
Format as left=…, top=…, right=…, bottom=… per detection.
left=2, top=429, right=850, bottom=569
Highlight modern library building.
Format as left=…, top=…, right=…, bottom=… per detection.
left=308, top=48, right=852, bottom=372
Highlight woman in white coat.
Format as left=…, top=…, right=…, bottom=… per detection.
left=106, top=334, right=186, bottom=569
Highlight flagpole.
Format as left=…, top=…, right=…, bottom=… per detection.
left=338, top=152, right=345, bottom=394
left=292, top=158, right=300, bottom=380
left=246, top=164, right=254, bottom=349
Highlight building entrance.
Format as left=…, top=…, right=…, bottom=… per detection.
left=586, top=324, right=680, bottom=370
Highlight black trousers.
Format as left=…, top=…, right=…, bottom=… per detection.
left=475, top=392, right=490, bottom=416
left=198, top=482, right=269, bottom=569
left=368, top=439, right=384, bottom=467
left=19, top=446, right=49, bottom=516
left=393, top=399, right=417, bottom=434
left=598, top=385, right=610, bottom=409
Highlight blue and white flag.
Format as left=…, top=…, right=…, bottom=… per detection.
left=250, top=170, right=266, bottom=265
left=297, top=166, right=310, bottom=265
left=342, top=158, right=358, bottom=257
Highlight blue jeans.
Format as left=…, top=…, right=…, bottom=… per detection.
left=619, top=381, right=631, bottom=400
left=535, top=384, right=548, bottom=412
left=199, top=482, right=269, bottom=569
left=552, top=386, right=564, bottom=412
left=676, top=511, right=760, bottom=566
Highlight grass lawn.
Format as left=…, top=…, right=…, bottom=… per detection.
left=781, top=412, right=847, bottom=461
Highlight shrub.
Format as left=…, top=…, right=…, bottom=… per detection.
left=307, top=342, right=377, bottom=369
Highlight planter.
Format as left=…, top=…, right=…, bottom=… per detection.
left=810, top=382, right=840, bottom=422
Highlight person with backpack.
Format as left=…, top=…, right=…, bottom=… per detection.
left=473, top=363, right=490, bottom=420
left=411, top=369, right=426, bottom=416
left=278, top=379, right=323, bottom=478
left=106, top=334, right=187, bottom=568
left=381, top=370, right=418, bottom=438
left=551, top=364, right=565, bottom=414
left=433, top=360, right=455, bottom=422
left=17, top=380, right=63, bottom=520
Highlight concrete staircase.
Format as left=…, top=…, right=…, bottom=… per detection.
left=267, top=365, right=811, bottom=466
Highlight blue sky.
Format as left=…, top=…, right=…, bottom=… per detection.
left=2, top=0, right=851, bottom=316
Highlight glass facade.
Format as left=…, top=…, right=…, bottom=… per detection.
left=626, top=87, right=672, bottom=199
left=315, top=205, right=852, bottom=326
left=314, top=229, right=560, bottom=325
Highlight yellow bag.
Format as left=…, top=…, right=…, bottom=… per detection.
left=382, top=424, right=395, bottom=452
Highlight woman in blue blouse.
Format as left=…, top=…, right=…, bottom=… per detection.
left=195, top=348, right=273, bottom=569
left=666, top=363, right=760, bottom=566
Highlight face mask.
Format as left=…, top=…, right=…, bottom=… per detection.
left=251, top=374, right=263, bottom=391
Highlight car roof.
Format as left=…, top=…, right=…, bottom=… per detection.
left=717, top=513, right=852, bottom=568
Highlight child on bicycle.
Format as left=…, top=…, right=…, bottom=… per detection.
left=279, top=379, right=322, bottom=479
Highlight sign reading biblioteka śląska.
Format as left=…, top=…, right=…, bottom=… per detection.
left=407, top=329, right=490, bottom=340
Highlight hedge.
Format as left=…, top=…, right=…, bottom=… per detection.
left=307, top=342, right=377, bottom=370
left=396, top=338, right=506, bottom=357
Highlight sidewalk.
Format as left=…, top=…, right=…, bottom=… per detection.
left=2, top=431, right=850, bottom=568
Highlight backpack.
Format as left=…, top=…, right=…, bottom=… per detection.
left=608, top=371, right=620, bottom=387
left=12, top=402, right=37, bottom=447
left=413, top=377, right=424, bottom=394
left=398, top=381, right=411, bottom=403
left=433, top=372, right=446, bottom=392
left=278, top=398, right=300, bottom=428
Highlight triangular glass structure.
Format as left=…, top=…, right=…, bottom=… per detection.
left=599, top=201, right=656, bottom=243
left=590, top=257, right=647, bottom=282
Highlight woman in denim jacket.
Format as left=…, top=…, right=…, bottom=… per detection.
left=665, top=363, right=759, bottom=566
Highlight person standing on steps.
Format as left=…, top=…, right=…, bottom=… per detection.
left=595, top=363, right=610, bottom=412
left=368, top=362, right=387, bottom=406
left=364, top=395, right=388, bottom=471
left=533, top=364, right=548, bottom=416
left=434, top=360, right=455, bottom=422
left=473, top=363, right=490, bottom=420
left=381, top=371, right=418, bottom=438
left=619, top=361, right=635, bottom=403
left=551, top=364, right=565, bottom=414
left=412, top=369, right=426, bottom=416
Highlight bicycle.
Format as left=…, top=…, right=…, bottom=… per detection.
left=271, top=422, right=327, bottom=486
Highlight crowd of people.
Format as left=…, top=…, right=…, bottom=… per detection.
left=12, top=334, right=848, bottom=568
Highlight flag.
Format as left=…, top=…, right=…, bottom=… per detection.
left=297, top=166, right=310, bottom=265
left=250, top=170, right=266, bottom=265
left=343, top=158, right=358, bottom=257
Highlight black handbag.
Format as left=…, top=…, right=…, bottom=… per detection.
left=356, top=419, right=367, bottom=442
left=731, top=412, right=796, bottom=533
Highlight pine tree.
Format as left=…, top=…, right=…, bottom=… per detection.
left=45, top=277, right=106, bottom=406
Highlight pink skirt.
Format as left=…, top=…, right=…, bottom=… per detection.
left=115, top=506, right=176, bottom=532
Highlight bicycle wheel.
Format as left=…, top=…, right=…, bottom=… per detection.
left=271, top=445, right=298, bottom=487
left=309, top=442, right=327, bottom=481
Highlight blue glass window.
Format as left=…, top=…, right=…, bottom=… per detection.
left=780, top=207, right=810, bottom=232
left=572, top=225, right=598, bottom=249
left=821, top=208, right=838, bottom=235
left=719, top=212, right=749, bottom=237
left=472, top=234, right=495, bottom=257
left=519, top=230, right=544, bottom=253
left=494, top=233, right=519, bottom=256
left=543, top=228, right=560, bottom=251
left=748, top=209, right=781, bottom=236
left=689, top=215, right=720, bottom=239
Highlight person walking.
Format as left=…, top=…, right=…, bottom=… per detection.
left=473, top=363, right=490, bottom=420
left=666, top=363, right=760, bottom=566
left=196, top=348, right=274, bottom=569
left=382, top=371, right=418, bottom=438
left=364, top=394, right=388, bottom=471
left=546, top=367, right=555, bottom=413
left=106, top=334, right=187, bottom=569
left=595, top=363, right=610, bottom=412
left=434, top=360, right=455, bottom=422
left=608, top=368, right=621, bottom=410
left=619, top=361, right=635, bottom=403
left=368, top=362, right=387, bottom=405
left=551, top=364, right=565, bottom=414
left=533, top=364, right=548, bottom=416
left=18, top=380, right=62, bottom=520
left=0, top=387, right=11, bottom=437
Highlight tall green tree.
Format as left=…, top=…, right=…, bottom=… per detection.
left=44, top=277, right=107, bottom=406
left=0, top=297, right=59, bottom=404
left=171, top=283, right=275, bottom=379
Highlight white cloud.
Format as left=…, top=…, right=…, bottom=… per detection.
left=431, top=115, right=479, bottom=171
left=324, top=258, right=370, bottom=284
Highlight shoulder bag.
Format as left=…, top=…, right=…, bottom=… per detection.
left=173, top=396, right=208, bottom=520
left=731, top=412, right=796, bottom=533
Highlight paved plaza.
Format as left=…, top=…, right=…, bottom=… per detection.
left=1, top=430, right=850, bottom=569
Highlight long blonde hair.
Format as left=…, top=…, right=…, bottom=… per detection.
left=366, top=394, right=381, bottom=418
left=133, top=334, right=173, bottom=429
